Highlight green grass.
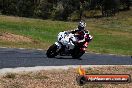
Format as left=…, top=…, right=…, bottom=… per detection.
left=0, top=10, right=132, bottom=55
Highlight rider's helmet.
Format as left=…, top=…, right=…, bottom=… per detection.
left=78, top=20, right=86, bottom=31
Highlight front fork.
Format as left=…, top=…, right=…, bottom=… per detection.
left=55, top=42, right=62, bottom=51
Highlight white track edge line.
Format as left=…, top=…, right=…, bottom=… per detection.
left=0, top=65, right=132, bottom=75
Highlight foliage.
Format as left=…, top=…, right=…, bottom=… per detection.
left=0, top=0, right=131, bottom=20
left=34, top=0, right=54, bottom=19
left=102, top=0, right=120, bottom=16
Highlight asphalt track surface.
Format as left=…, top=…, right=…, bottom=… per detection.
left=0, top=48, right=131, bottom=69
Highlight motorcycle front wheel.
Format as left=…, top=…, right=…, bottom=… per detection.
left=46, top=44, right=58, bottom=58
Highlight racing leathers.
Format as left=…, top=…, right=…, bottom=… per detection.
left=70, top=28, right=93, bottom=43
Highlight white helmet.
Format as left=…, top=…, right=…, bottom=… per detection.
left=78, top=21, right=86, bottom=31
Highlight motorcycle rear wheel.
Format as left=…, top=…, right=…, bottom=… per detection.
left=72, top=47, right=85, bottom=59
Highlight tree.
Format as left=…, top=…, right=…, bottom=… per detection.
left=2, top=0, right=18, bottom=15
left=120, top=0, right=130, bottom=10
left=80, top=0, right=85, bottom=3
left=102, top=0, right=120, bottom=16
left=34, top=0, right=53, bottom=19
left=52, top=0, right=80, bottom=20
left=17, top=0, right=35, bottom=17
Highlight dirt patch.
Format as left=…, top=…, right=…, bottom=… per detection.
left=0, top=69, right=80, bottom=88
left=0, top=32, right=32, bottom=42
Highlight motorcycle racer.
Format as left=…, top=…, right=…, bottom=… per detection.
left=46, top=21, right=93, bottom=58
left=66, top=20, right=93, bottom=48
left=57, top=20, right=93, bottom=51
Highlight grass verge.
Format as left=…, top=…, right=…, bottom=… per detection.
left=0, top=10, right=131, bottom=55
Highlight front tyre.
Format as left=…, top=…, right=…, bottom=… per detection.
left=46, top=44, right=58, bottom=58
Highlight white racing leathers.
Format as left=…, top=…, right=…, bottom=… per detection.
left=56, top=31, right=78, bottom=50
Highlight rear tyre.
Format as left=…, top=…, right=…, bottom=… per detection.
left=46, top=44, right=58, bottom=58
left=72, top=47, right=85, bottom=59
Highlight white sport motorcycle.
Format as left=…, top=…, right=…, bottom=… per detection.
left=46, top=31, right=92, bottom=58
